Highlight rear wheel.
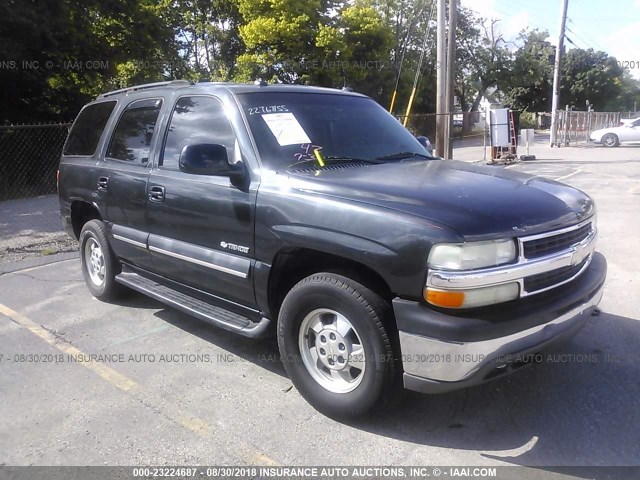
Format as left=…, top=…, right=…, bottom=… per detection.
left=79, top=220, right=124, bottom=301
left=602, top=133, right=619, bottom=147
left=278, top=273, right=396, bottom=418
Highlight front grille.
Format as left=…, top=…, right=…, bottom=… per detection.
left=523, top=256, right=590, bottom=293
left=522, top=222, right=592, bottom=259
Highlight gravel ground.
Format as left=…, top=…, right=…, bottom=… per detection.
left=0, top=234, right=77, bottom=263
left=0, top=194, right=77, bottom=264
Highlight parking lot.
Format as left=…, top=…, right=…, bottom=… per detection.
left=1, top=142, right=639, bottom=471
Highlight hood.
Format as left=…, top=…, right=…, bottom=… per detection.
left=286, top=159, right=594, bottom=239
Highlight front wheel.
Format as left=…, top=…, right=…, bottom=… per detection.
left=602, top=133, right=619, bottom=147
left=277, top=273, right=396, bottom=418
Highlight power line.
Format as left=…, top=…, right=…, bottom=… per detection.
left=489, top=2, right=557, bottom=33
left=565, top=35, right=578, bottom=48
left=566, top=18, right=608, bottom=52
left=565, top=26, right=592, bottom=50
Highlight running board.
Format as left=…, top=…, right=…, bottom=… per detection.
left=115, top=272, right=270, bottom=338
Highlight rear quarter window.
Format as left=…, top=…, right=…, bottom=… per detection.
left=63, top=101, right=117, bottom=156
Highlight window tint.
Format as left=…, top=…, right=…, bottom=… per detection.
left=63, top=101, right=116, bottom=156
left=162, top=96, right=236, bottom=170
left=237, top=92, right=424, bottom=171
left=107, top=98, right=162, bottom=164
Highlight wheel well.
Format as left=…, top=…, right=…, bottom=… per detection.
left=268, top=248, right=394, bottom=321
left=70, top=201, right=102, bottom=239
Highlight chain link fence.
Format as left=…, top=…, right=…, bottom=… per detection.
left=0, top=122, right=75, bottom=265
left=0, top=123, right=71, bottom=202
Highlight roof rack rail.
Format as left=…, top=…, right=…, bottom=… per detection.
left=98, top=80, right=192, bottom=99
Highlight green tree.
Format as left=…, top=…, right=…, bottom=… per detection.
left=505, top=30, right=555, bottom=112
left=316, top=4, right=394, bottom=97
left=455, top=12, right=511, bottom=115
left=233, top=0, right=393, bottom=97
left=234, top=0, right=326, bottom=83
left=158, top=0, right=244, bottom=81
left=366, top=0, right=434, bottom=112
left=0, top=0, right=179, bottom=122
left=560, top=48, right=626, bottom=111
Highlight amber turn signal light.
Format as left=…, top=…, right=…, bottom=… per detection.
left=424, top=288, right=465, bottom=308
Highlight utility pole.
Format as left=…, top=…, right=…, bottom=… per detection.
left=435, top=0, right=447, bottom=157
left=550, top=0, right=569, bottom=147
left=444, top=0, right=457, bottom=159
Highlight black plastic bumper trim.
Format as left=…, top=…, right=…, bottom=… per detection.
left=394, top=252, right=606, bottom=343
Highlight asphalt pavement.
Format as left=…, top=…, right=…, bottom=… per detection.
left=0, top=143, right=639, bottom=471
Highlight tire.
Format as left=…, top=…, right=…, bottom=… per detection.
left=79, top=219, right=123, bottom=301
left=277, top=273, right=396, bottom=418
left=602, top=133, right=619, bottom=147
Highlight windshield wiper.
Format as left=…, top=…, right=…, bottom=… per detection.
left=288, top=156, right=382, bottom=168
left=324, top=155, right=384, bottom=164
left=374, top=151, right=433, bottom=161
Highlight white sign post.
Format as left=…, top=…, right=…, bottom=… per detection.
left=519, top=129, right=536, bottom=160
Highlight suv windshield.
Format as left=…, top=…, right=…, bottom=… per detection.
left=237, top=92, right=428, bottom=171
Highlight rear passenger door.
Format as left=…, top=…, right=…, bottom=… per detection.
left=100, top=98, right=163, bottom=269
left=145, top=95, right=257, bottom=308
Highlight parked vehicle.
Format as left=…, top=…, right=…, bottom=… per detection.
left=619, top=116, right=639, bottom=126
left=590, top=117, right=640, bottom=147
left=59, top=80, right=606, bottom=418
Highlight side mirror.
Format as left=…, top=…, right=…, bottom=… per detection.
left=179, top=143, right=229, bottom=175
left=416, top=135, right=434, bottom=156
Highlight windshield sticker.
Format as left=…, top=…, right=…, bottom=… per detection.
left=248, top=105, right=288, bottom=115
left=261, top=112, right=311, bottom=146
left=293, top=144, right=326, bottom=166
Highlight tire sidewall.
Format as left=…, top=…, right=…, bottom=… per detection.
left=603, top=133, right=618, bottom=147
left=79, top=220, right=118, bottom=299
left=278, top=275, right=392, bottom=418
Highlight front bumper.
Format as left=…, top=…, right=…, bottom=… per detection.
left=396, top=252, right=606, bottom=393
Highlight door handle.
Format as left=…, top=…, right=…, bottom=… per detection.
left=148, top=185, right=165, bottom=202
left=97, top=176, right=109, bottom=191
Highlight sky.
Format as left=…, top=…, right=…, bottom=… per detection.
left=460, top=0, right=640, bottom=78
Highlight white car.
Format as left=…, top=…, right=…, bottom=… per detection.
left=590, top=117, right=640, bottom=147
left=620, top=116, right=639, bottom=126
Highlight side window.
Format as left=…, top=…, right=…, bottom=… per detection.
left=106, top=98, right=162, bottom=164
left=63, top=101, right=116, bottom=156
left=632, top=119, right=640, bottom=127
left=161, top=96, right=236, bottom=170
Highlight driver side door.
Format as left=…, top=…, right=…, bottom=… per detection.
left=145, top=95, right=257, bottom=309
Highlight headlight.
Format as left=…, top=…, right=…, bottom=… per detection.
left=428, top=239, right=517, bottom=270
left=425, top=239, right=519, bottom=308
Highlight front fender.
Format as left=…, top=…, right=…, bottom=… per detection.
left=256, top=190, right=462, bottom=298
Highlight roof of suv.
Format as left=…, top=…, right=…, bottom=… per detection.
left=96, top=80, right=366, bottom=100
